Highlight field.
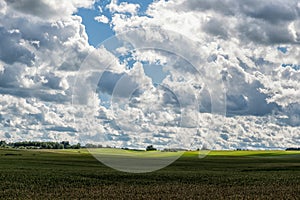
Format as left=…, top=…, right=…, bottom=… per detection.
left=0, top=148, right=300, bottom=199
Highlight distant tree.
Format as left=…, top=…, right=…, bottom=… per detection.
left=71, top=143, right=81, bottom=149
left=0, top=140, right=6, bottom=147
left=3, top=141, right=83, bottom=149
left=286, top=147, right=300, bottom=151
left=146, top=145, right=157, bottom=151
left=85, top=144, right=103, bottom=148
left=85, top=143, right=94, bottom=148
left=61, top=141, right=70, bottom=149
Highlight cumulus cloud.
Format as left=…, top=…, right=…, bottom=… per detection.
left=94, top=15, right=109, bottom=24
left=107, top=0, right=140, bottom=15
left=101, top=0, right=300, bottom=149
left=1, top=0, right=300, bottom=150
left=5, top=0, right=95, bottom=20
left=0, top=0, right=94, bottom=142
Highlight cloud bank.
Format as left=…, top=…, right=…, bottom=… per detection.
left=0, top=0, right=299, bottom=150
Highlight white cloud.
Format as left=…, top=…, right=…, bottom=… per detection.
left=102, top=0, right=300, bottom=149
left=1, top=0, right=300, bottom=150
left=0, top=0, right=96, bottom=142
left=5, top=0, right=95, bottom=21
left=106, top=0, right=140, bottom=15
left=94, top=15, right=109, bottom=24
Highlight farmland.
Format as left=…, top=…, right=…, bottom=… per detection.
left=0, top=148, right=300, bottom=199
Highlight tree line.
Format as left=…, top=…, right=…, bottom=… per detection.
left=0, top=141, right=159, bottom=151
left=286, top=147, right=300, bottom=151
left=0, top=140, right=80, bottom=149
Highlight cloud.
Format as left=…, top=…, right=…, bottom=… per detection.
left=0, top=0, right=95, bottom=142
left=1, top=0, right=299, bottom=150
left=107, top=0, right=140, bottom=15
left=94, top=15, right=109, bottom=24
left=102, top=0, right=300, bottom=149
left=5, top=0, right=95, bottom=20
left=0, top=2, right=93, bottom=95
left=133, top=0, right=300, bottom=45
left=0, top=28, right=35, bottom=66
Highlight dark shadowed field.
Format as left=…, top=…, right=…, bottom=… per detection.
left=0, top=149, right=299, bottom=199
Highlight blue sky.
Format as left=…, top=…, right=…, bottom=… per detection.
left=77, top=0, right=154, bottom=46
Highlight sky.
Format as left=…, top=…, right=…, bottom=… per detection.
left=0, top=0, right=300, bottom=150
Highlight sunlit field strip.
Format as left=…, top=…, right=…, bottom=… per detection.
left=33, top=148, right=300, bottom=158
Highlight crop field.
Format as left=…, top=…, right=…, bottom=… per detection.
left=0, top=148, right=300, bottom=199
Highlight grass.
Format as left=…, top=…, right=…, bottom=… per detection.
left=0, top=148, right=300, bottom=199
left=89, top=148, right=184, bottom=157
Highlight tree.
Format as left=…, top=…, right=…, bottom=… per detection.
left=0, top=140, right=6, bottom=147
left=61, top=141, right=70, bottom=149
left=146, top=145, right=157, bottom=151
left=72, top=143, right=81, bottom=149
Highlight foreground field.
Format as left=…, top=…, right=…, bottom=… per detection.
left=0, top=149, right=300, bottom=199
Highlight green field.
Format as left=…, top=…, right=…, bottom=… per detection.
left=0, top=148, right=300, bottom=199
